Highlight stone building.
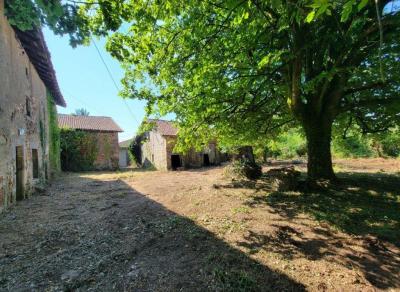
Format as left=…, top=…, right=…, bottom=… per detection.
left=58, top=114, right=123, bottom=170
left=140, top=119, right=226, bottom=170
left=0, top=0, right=66, bottom=212
left=119, top=138, right=133, bottom=168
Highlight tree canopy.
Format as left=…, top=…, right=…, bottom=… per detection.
left=7, top=0, right=400, bottom=181
left=73, top=108, right=90, bottom=116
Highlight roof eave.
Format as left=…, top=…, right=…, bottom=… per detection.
left=13, top=27, right=66, bottom=107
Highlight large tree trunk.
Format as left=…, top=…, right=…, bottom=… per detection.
left=303, top=118, right=336, bottom=182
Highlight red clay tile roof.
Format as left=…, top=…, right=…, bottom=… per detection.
left=147, top=119, right=178, bottom=136
left=58, top=114, right=123, bottom=132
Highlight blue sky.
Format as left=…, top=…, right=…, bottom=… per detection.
left=43, top=28, right=145, bottom=142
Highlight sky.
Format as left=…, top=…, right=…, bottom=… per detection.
left=43, top=28, right=145, bottom=142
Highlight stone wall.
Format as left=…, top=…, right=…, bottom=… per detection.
left=141, top=130, right=227, bottom=170
left=92, top=131, right=119, bottom=170
left=0, top=0, right=52, bottom=212
left=141, top=131, right=168, bottom=170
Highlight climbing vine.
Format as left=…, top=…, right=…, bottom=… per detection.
left=47, top=91, right=61, bottom=176
left=60, top=129, right=98, bottom=171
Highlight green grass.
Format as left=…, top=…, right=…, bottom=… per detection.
left=264, top=172, right=400, bottom=245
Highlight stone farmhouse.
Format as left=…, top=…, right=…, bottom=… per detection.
left=0, top=1, right=66, bottom=212
left=140, top=119, right=226, bottom=170
left=58, top=114, right=123, bottom=170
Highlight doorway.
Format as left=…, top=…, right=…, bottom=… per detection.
left=16, top=146, right=24, bottom=201
left=171, top=154, right=182, bottom=170
left=203, top=154, right=210, bottom=166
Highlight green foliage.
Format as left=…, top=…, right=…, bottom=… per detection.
left=377, top=129, right=400, bottom=157
left=332, top=134, right=374, bottom=158
left=60, top=129, right=98, bottom=171
left=266, top=129, right=307, bottom=159
left=47, top=92, right=61, bottom=175
left=129, top=135, right=144, bottom=166
left=230, top=159, right=262, bottom=180
left=79, top=0, right=399, bottom=179
left=5, top=0, right=91, bottom=47
left=73, top=108, right=90, bottom=116
left=10, top=0, right=400, bottom=179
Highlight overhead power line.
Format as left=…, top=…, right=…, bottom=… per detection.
left=91, top=38, right=140, bottom=125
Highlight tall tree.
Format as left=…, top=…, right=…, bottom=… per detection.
left=95, top=0, right=400, bottom=181
left=8, top=0, right=400, bottom=181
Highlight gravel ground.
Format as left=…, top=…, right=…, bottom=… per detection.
left=1, top=159, right=399, bottom=291
left=0, top=172, right=303, bottom=291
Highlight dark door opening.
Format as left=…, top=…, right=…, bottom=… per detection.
left=32, top=149, right=39, bottom=178
left=171, top=154, right=182, bottom=170
left=16, top=146, right=24, bottom=201
left=203, top=154, right=210, bottom=166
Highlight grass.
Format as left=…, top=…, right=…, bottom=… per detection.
left=265, top=172, right=400, bottom=245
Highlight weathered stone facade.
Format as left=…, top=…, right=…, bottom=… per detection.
left=0, top=1, right=62, bottom=212
left=92, top=131, right=119, bottom=170
left=140, top=120, right=226, bottom=170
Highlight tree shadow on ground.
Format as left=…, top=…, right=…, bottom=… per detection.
left=0, top=175, right=305, bottom=291
left=239, top=171, right=400, bottom=289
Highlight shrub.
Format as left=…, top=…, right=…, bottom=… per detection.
left=230, top=158, right=262, bottom=180
left=380, top=132, right=400, bottom=157
left=129, top=135, right=144, bottom=165
left=332, top=134, right=374, bottom=158
left=60, top=129, right=98, bottom=171
left=265, top=129, right=307, bottom=159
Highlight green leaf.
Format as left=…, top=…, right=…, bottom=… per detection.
left=357, top=0, right=369, bottom=11
left=306, top=10, right=316, bottom=23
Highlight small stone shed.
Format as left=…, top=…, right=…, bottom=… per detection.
left=58, top=114, right=123, bottom=170
left=140, top=119, right=226, bottom=170
left=0, top=0, right=66, bottom=212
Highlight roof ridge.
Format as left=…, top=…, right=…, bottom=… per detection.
left=59, top=113, right=114, bottom=119
left=58, top=114, right=123, bottom=132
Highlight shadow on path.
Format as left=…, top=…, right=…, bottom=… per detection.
left=0, top=174, right=304, bottom=291
left=240, top=172, right=400, bottom=289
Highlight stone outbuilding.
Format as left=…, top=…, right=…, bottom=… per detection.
left=0, top=0, right=66, bottom=212
left=58, top=114, right=123, bottom=170
left=118, top=138, right=133, bottom=168
left=139, top=119, right=226, bottom=170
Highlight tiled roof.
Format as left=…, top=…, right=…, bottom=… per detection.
left=119, top=138, right=133, bottom=148
left=147, top=119, right=178, bottom=136
left=58, top=114, right=123, bottom=132
left=14, top=27, right=66, bottom=107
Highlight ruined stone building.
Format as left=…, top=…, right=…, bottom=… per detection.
left=0, top=1, right=66, bottom=212
left=140, top=119, right=226, bottom=170
left=58, top=114, right=123, bottom=170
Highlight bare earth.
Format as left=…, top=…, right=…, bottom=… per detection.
left=0, top=158, right=399, bottom=291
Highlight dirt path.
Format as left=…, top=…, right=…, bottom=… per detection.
left=0, top=160, right=399, bottom=291
left=0, top=171, right=303, bottom=291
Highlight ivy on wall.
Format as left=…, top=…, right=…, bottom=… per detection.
left=60, top=129, right=98, bottom=171
left=47, top=91, right=61, bottom=176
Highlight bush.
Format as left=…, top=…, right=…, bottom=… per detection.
left=264, top=129, right=307, bottom=159
left=332, top=134, right=374, bottom=158
left=230, top=158, right=262, bottom=180
left=129, top=135, right=144, bottom=166
left=60, top=129, right=98, bottom=171
left=380, top=132, right=400, bottom=157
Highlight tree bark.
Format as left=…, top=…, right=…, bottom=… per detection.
left=303, top=118, right=336, bottom=182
